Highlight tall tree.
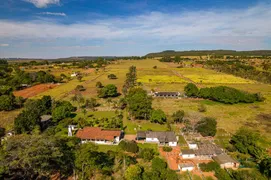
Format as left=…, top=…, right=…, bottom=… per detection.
left=126, top=88, right=152, bottom=120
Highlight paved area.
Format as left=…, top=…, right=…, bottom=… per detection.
left=124, top=134, right=136, bottom=141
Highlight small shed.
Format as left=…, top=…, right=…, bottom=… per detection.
left=40, top=115, right=52, bottom=129
left=180, top=149, right=196, bottom=159
left=178, top=163, right=195, bottom=171
left=213, top=154, right=240, bottom=169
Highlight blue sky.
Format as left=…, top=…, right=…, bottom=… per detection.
left=0, top=0, right=271, bottom=58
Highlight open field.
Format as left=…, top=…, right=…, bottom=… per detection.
left=2, top=59, right=271, bottom=146
left=175, top=68, right=255, bottom=84
left=0, top=109, right=21, bottom=130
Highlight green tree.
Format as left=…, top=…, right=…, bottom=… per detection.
left=199, top=162, right=220, bottom=172
left=107, top=74, right=117, bottom=79
left=184, top=83, right=199, bottom=97
left=125, top=165, right=143, bottom=180
left=14, top=109, right=40, bottom=134
left=0, top=135, right=68, bottom=178
left=0, top=94, right=15, bottom=111
left=172, top=110, right=184, bottom=123
left=85, top=98, right=98, bottom=111
left=230, top=128, right=265, bottom=159
left=151, top=157, right=167, bottom=171
left=139, top=148, right=155, bottom=161
left=118, top=140, right=139, bottom=153
left=259, top=158, right=271, bottom=178
left=96, top=81, right=103, bottom=88
left=75, top=143, right=114, bottom=179
left=52, top=101, right=76, bottom=122
left=126, top=88, right=152, bottom=120
left=98, top=84, right=118, bottom=98
left=196, top=117, right=217, bottom=137
left=150, top=109, right=167, bottom=124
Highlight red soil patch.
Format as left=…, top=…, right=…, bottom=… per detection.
left=13, top=84, right=58, bottom=98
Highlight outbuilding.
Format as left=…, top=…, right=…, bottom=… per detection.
left=180, top=149, right=196, bottom=159
left=213, top=154, right=240, bottom=169
left=178, top=163, right=195, bottom=171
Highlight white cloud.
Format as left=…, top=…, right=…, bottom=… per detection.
left=39, top=12, right=66, bottom=16
left=24, top=0, right=60, bottom=8
left=0, top=44, right=9, bottom=47
left=1, top=4, right=271, bottom=49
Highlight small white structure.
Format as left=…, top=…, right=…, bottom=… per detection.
left=180, top=149, right=196, bottom=159
left=71, top=72, right=78, bottom=77
left=178, top=163, right=195, bottom=171
left=188, top=142, right=198, bottom=149
left=68, top=125, right=77, bottom=137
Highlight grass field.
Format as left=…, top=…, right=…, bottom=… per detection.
left=175, top=68, right=255, bottom=84
left=1, top=59, right=271, bottom=146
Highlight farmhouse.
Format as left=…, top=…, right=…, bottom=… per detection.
left=76, top=127, right=122, bottom=145
left=136, top=131, right=177, bottom=146
left=152, top=91, right=180, bottom=98
left=180, top=149, right=196, bottom=159
left=213, top=154, right=240, bottom=169
left=178, top=163, right=195, bottom=171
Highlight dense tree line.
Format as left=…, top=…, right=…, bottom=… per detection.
left=184, top=83, right=264, bottom=104
left=146, top=50, right=271, bottom=57
left=204, top=60, right=271, bottom=84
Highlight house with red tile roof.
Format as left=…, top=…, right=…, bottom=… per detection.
left=76, top=127, right=122, bottom=145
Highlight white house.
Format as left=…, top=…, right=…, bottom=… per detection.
left=180, top=149, right=196, bottom=159
left=136, top=131, right=177, bottom=146
left=178, top=163, right=195, bottom=171
left=76, top=127, right=122, bottom=145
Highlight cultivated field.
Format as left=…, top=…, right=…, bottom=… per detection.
left=3, top=59, right=271, bottom=145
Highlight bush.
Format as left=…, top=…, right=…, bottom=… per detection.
left=198, top=104, right=207, bottom=112
left=196, top=117, right=217, bottom=137
left=150, top=109, right=167, bottom=124
left=75, top=85, right=85, bottom=91
left=96, top=81, right=103, bottom=88
left=139, top=148, right=155, bottom=161
left=199, top=162, right=220, bottom=172
left=107, top=74, right=117, bottom=79
left=98, top=84, right=118, bottom=98
left=162, top=146, right=172, bottom=152
left=119, top=140, right=138, bottom=153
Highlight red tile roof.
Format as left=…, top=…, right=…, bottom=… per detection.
left=76, top=127, right=121, bottom=141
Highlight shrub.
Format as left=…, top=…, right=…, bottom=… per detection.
left=150, top=109, right=167, bottom=124
left=198, top=104, right=207, bottom=112
left=98, top=84, right=118, bottom=98
left=199, top=162, right=220, bottom=172
left=96, top=81, right=103, bottom=88
left=196, top=117, right=217, bottom=137
left=108, top=74, right=117, bottom=79
left=75, top=85, right=85, bottom=91
left=139, top=148, right=155, bottom=161
left=162, top=146, right=172, bottom=152
left=119, top=140, right=138, bottom=153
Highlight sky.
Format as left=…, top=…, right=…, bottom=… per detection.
left=0, top=0, right=271, bottom=58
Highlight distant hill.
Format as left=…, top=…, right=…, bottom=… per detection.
left=146, top=50, right=271, bottom=57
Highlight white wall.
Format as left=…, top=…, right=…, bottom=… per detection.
left=182, top=154, right=196, bottom=159
left=146, top=137, right=159, bottom=143
left=178, top=165, right=194, bottom=171
left=115, top=136, right=120, bottom=142
left=188, top=144, right=198, bottom=149
left=169, top=141, right=177, bottom=146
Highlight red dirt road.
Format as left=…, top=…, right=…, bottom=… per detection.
left=14, top=84, right=58, bottom=98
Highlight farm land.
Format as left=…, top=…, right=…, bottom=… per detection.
left=1, top=58, right=271, bottom=179
left=3, top=59, right=270, bottom=144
